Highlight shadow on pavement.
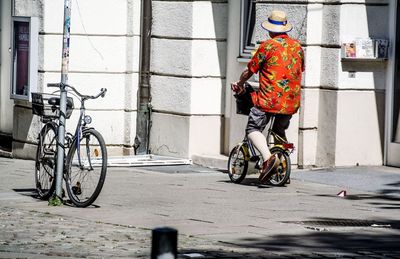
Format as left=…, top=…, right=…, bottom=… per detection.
left=179, top=221, right=400, bottom=258
left=315, top=193, right=400, bottom=210
left=379, top=180, right=400, bottom=196
left=12, top=188, right=39, bottom=199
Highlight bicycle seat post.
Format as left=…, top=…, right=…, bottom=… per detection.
left=266, top=115, right=276, bottom=147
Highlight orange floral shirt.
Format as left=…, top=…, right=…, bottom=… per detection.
left=248, top=34, right=304, bottom=115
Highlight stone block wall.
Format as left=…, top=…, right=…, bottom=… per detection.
left=226, top=0, right=389, bottom=167
left=149, top=0, right=228, bottom=158
left=11, top=0, right=141, bottom=158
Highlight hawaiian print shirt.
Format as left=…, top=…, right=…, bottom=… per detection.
left=248, top=34, right=304, bottom=115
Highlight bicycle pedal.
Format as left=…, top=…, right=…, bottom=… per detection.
left=72, top=181, right=82, bottom=195
left=72, top=186, right=82, bottom=195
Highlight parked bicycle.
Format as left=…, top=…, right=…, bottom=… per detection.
left=228, top=82, right=294, bottom=186
left=32, top=83, right=107, bottom=207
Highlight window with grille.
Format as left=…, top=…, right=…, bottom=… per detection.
left=239, top=0, right=256, bottom=59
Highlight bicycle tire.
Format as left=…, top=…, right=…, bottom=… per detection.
left=227, top=144, right=248, bottom=183
left=35, top=122, right=57, bottom=199
left=65, top=128, right=107, bottom=207
left=268, top=146, right=291, bottom=186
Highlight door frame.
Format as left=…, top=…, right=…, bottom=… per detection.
left=385, top=0, right=400, bottom=166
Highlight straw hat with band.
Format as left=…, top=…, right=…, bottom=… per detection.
left=261, top=10, right=292, bottom=33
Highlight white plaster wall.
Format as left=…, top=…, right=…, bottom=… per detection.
left=300, top=89, right=320, bottom=129
left=339, top=4, right=388, bottom=91
left=150, top=0, right=227, bottom=158
left=189, top=115, right=222, bottom=156
left=298, top=129, right=318, bottom=166
left=41, top=35, right=139, bottom=73
left=315, top=90, right=337, bottom=167
left=334, top=3, right=388, bottom=166
left=10, top=0, right=141, bottom=158
left=225, top=1, right=245, bottom=155
left=67, top=110, right=131, bottom=147
left=304, top=47, right=321, bottom=88
left=150, top=113, right=190, bottom=158
left=151, top=76, right=223, bottom=115
left=152, top=1, right=227, bottom=39
left=298, top=3, right=324, bottom=167
left=0, top=0, right=13, bottom=134
left=149, top=113, right=222, bottom=158
left=224, top=1, right=389, bottom=168
left=151, top=39, right=226, bottom=77
left=13, top=105, right=41, bottom=145
left=43, top=0, right=141, bottom=35
left=299, top=88, right=320, bottom=167
left=41, top=72, right=137, bottom=111
left=335, top=91, right=384, bottom=165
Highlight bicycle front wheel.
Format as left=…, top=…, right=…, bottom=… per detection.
left=227, top=144, right=248, bottom=183
left=268, top=147, right=291, bottom=186
left=65, top=128, right=107, bottom=207
left=35, top=122, right=57, bottom=199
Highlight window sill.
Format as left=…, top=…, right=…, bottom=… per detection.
left=237, top=56, right=250, bottom=63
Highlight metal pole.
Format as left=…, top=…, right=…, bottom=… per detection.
left=49, top=0, right=71, bottom=206
left=151, top=227, right=177, bottom=259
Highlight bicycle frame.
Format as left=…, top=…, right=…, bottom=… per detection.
left=241, top=115, right=295, bottom=162
left=49, top=83, right=106, bottom=171
left=69, top=96, right=95, bottom=171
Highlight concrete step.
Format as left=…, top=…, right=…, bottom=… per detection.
left=0, top=149, right=12, bottom=158
left=191, top=154, right=228, bottom=171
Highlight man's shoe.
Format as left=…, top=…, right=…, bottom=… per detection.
left=259, top=154, right=279, bottom=183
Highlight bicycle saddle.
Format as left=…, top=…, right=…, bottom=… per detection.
left=48, top=97, right=74, bottom=109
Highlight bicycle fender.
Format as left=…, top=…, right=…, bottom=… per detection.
left=82, top=127, right=95, bottom=134
left=270, top=145, right=286, bottom=154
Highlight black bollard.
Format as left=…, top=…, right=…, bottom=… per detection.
left=151, top=227, right=178, bottom=259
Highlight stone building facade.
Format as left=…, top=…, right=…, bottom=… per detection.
left=0, top=0, right=398, bottom=168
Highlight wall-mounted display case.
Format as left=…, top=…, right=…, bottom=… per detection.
left=341, top=38, right=389, bottom=61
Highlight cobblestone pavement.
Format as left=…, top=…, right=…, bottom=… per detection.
left=1, top=158, right=400, bottom=258
left=2, top=206, right=400, bottom=259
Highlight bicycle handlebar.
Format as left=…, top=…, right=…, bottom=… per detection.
left=47, top=83, right=107, bottom=100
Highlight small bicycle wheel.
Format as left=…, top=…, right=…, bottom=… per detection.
left=227, top=144, right=248, bottom=183
left=65, top=128, right=107, bottom=207
left=35, top=123, right=57, bottom=199
left=268, top=147, right=291, bottom=186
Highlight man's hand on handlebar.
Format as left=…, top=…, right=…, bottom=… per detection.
left=231, top=82, right=245, bottom=95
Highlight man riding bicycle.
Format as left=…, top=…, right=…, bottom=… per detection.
left=231, top=10, right=305, bottom=183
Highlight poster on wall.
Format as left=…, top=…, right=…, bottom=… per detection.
left=341, top=38, right=389, bottom=59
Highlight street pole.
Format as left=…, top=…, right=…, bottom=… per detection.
left=49, top=0, right=71, bottom=206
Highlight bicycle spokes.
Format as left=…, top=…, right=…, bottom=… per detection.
left=66, top=129, right=107, bottom=207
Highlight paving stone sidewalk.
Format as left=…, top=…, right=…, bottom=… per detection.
left=1, top=157, right=400, bottom=258
left=2, top=206, right=399, bottom=259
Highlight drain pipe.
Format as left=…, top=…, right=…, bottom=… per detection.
left=135, top=0, right=152, bottom=155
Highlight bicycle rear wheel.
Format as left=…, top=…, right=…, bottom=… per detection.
left=35, top=122, right=57, bottom=199
left=227, top=144, right=248, bottom=183
left=65, top=128, right=107, bottom=207
left=268, top=147, right=291, bottom=186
